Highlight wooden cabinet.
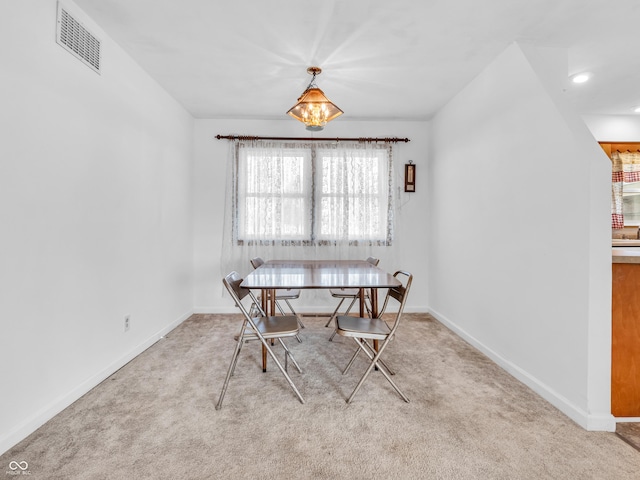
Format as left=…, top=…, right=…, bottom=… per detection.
left=612, top=262, right=640, bottom=416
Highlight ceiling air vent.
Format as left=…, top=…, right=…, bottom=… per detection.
left=56, top=2, right=101, bottom=74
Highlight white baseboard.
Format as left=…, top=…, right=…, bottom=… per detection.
left=193, top=305, right=429, bottom=315
left=429, top=308, right=616, bottom=432
left=193, top=306, right=236, bottom=314
left=615, top=417, right=640, bottom=423
left=0, top=309, right=193, bottom=456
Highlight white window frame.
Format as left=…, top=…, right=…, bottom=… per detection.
left=234, top=143, right=393, bottom=246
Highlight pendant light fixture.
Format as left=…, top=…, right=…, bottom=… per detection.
left=287, top=67, right=343, bottom=131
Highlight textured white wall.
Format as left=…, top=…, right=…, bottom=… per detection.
left=428, top=43, right=612, bottom=430
left=192, top=118, right=430, bottom=313
left=0, top=1, right=195, bottom=453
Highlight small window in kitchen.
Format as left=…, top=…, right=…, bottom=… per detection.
left=623, top=181, right=640, bottom=226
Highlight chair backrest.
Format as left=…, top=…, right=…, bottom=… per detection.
left=379, top=270, right=412, bottom=334
left=223, top=271, right=263, bottom=319
left=250, top=257, right=265, bottom=269
left=365, top=256, right=380, bottom=266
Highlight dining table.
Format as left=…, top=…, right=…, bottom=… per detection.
left=241, top=259, right=402, bottom=370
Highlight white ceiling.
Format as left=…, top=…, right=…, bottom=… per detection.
left=74, top=0, right=640, bottom=121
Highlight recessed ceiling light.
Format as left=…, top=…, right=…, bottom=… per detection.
left=570, top=73, right=591, bottom=84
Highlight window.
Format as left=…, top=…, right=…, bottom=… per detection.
left=235, top=142, right=393, bottom=245
left=604, top=144, right=640, bottom=230
left=623, top=181, right=640, bottom=226
left=237, top=147, right=312, bottom=241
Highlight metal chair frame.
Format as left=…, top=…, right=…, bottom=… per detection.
left=335, top=270, right=413, bottom=404
left=216, top=271, right=304, bottom=410
left=251, top=257, right=305, bottom=332
left=325, top=257, right=379, bottom=340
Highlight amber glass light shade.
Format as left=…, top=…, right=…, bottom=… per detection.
left=287, top=87, right=343, bottom=131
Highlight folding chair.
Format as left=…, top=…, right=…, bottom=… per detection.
left=216, top=271, right=304, bottom=410
left=325, top=257, right=379, bottom=340
left=250, top=257, right=305, bottom=332
left=335, top=270, right=413, bottom=403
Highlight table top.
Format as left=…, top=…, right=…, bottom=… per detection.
left=241, top=259, right=401, bottom=289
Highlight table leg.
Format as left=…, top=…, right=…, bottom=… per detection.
left=260, top=288, right=276, bottom=372
left=269, top=289, right=275, bottom=349
left=369, top=288, right=379, bottom=318
left=370, top=288, right=380, bottom=368
left=260, top=289, right=270, bottom=315
left=269, top=289, right=276, bottom=318
left=262, top=344, right=267, bottom=373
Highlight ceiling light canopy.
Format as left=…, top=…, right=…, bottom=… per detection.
left=287, top=67, right=343, bottom=131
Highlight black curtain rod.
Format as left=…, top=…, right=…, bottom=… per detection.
left=215, top=135, right=410, bottom=143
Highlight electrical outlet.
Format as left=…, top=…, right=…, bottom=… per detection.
left=124, top=315, right=130, bottom=332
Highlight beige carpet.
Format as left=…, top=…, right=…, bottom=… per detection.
left=2, top=313, right=640, bottom=479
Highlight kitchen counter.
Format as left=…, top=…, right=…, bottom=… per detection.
left=612, top=246, right=640, bottom=264
left=612, top=239, right=640, bottom=247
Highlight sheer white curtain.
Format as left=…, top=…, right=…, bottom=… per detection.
left=315, top=143, right=392, bottom=245
left=236, top=142, right=313, bottom=244
left=611, top=151, right=640, bottom=228
left=220, top=139, right=404, bottom=306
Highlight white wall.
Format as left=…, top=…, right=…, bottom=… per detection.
left=428, top=43, right=613, bottom=430
left=2, top=1, right=619, bottom=456
left=193, top=119, right=429, bottom=313
left=0, top=1, right=195, bottom=453
left=583, top=115, right=640, bottom=142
